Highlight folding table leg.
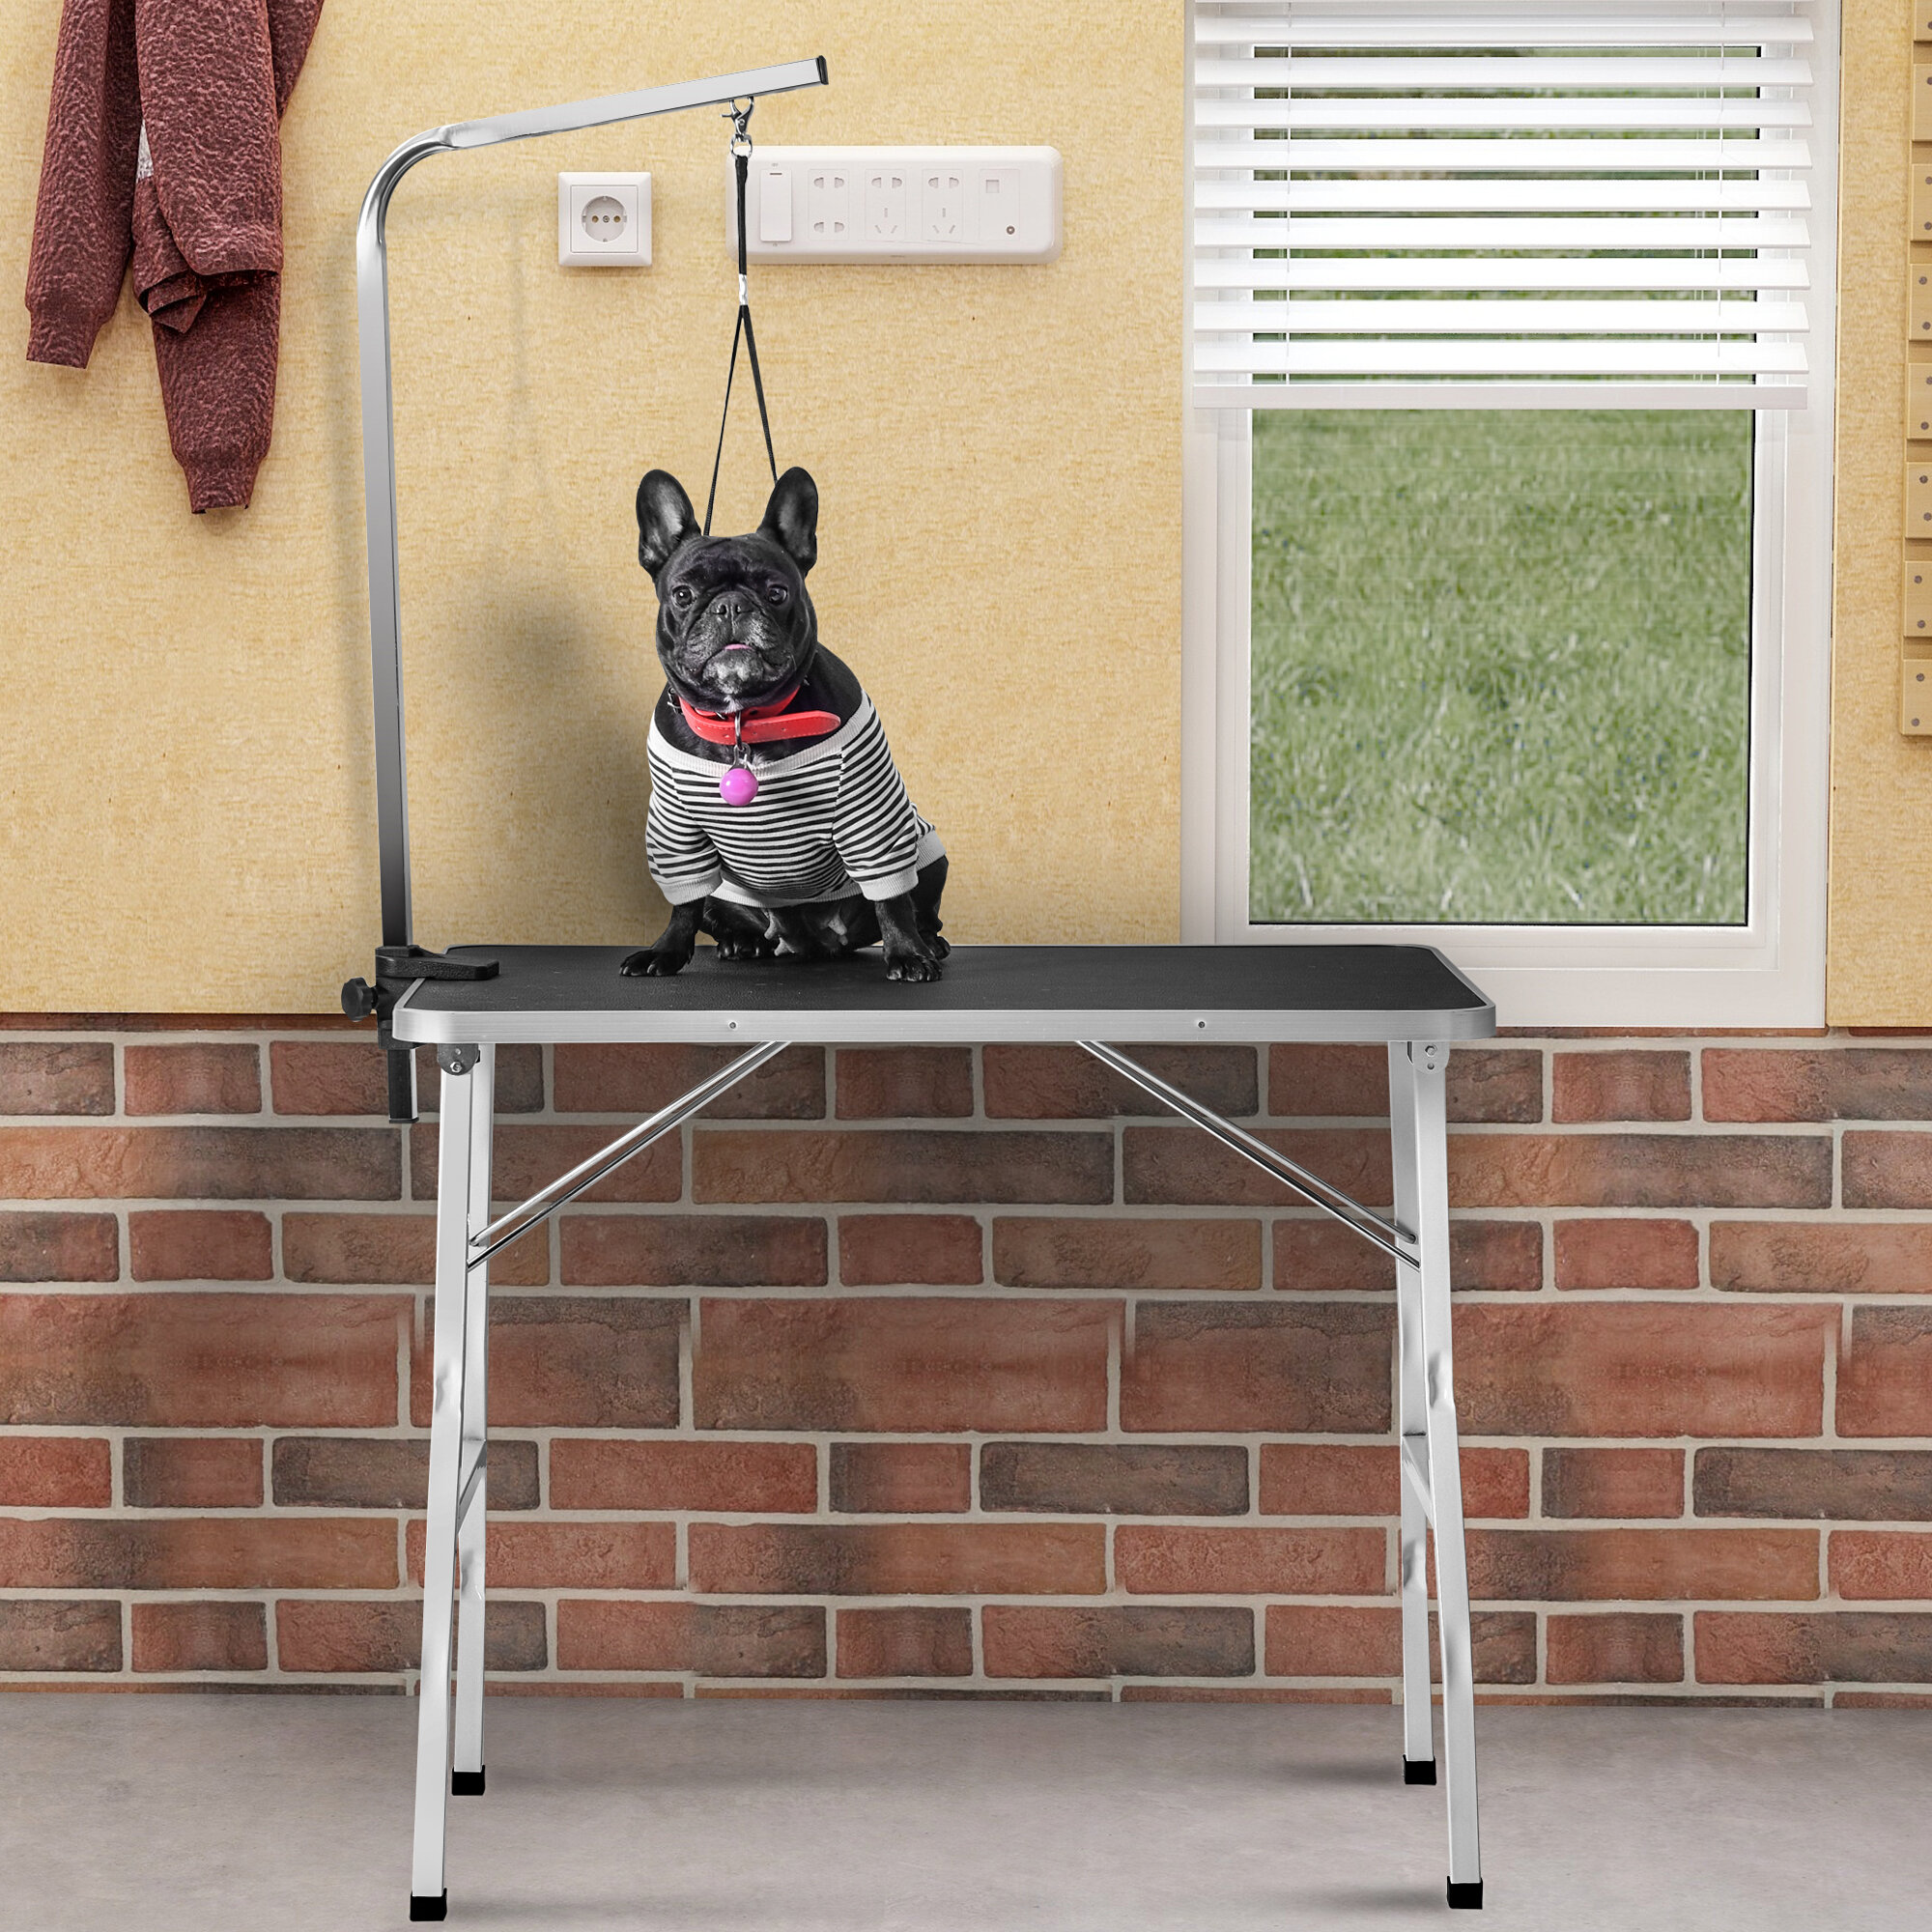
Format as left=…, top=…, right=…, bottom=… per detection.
left=1395, top=1039, right=1484, bottom=1909
left=410, top=1042, right=480, bottom=1922
left=1388, top=1045, right=1435, bottom=1783
left=452, top=1043, right=495, bottom=1798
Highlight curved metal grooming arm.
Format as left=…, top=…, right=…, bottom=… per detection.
left=353, top=56, right=828, bottom=1118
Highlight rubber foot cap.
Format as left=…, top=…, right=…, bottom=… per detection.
left=1447, top=1878, right=1485, bottom=1910
left=1404, top=1758, right=1437, bottom=1785
left=452, top=1768, right=486, bottom=1795
left=409, top=1893, right=447, bottom=1922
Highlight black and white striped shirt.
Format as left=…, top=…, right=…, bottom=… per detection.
left=646, top=696, right=942, bottom=907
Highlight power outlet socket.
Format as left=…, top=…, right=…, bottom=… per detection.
left=922, top=168, right=964, bottom=242
left=735, top=148, right=1062, bottom=264
left=557, top=173, right=651, bottom=267
left=866, top=167, right=907, bottom=241
left=806, top=165, right=851, bottom=242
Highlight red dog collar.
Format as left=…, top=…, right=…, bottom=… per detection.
left=677, top=682, right=842, bottom=748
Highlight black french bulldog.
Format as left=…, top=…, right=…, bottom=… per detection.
left=619, top=466, right=949, bottom=982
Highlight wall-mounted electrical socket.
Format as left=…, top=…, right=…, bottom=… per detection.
left=557, top=173, right=651, bottom=267
left=733, top=148, right=1061, bottom=264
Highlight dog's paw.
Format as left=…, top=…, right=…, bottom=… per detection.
left=923, top=932, right=952, bottom=959
left=619, top=948, right=691, bottom=978
left=884, top=950, right=943, bottom=983
left=715, top=936, right=772, bottom=963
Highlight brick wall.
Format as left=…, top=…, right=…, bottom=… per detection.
left=2, top=1021, right=1930, bottom=1703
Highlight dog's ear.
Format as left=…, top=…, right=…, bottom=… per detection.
left=637, top=470, right=699, bottom=581
left=758, top=467, right=818, bottom=577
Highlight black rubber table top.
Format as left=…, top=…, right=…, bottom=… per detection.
left=390, top=944, right=1493, bottom=1046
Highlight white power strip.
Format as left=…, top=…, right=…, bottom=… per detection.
left=729, top=147, right=1062, bottom=265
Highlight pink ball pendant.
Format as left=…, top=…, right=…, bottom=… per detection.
left=719, top=763, right=759, bottom=807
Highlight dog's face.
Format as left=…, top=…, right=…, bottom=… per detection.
left=637, top=467, right=819, bottom=711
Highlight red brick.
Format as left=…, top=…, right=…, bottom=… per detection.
left=837, top=1606, right=972, bottom=1677
left=1831, top=1532, right=1932, bottom=1600
left=1696, top=1611, right=1932, bottom=1684
left=1547, top=1613, right=1683, bottom=1685
left=0, top=1517, right=395, bottom=1588
left=1467, top=1527, right=1816, bottom=1601
left=551, top=1439, right=817, bottom=1513
left=0, top=1293, right=406, bottom=1427
left=690, top=1522, right=1104, bottom=1595
left=1120, top=1301, right=1391, bottom=1434
left=1449, top=1133, right=1830, bottom=1209
left=1703, top=1047, right=1932, bottom=1122
left=1456, top=1303, right=1831, bottom=1437
left=272, top=1435, right=538, bottom=1509
left=983, top=1605, right=1254, bottom=1678
left=1124, top=1126, right=1391, bottom=1208
left=695, top=1296, right=1111, bottom=1433
left=270, top=1041, right=543, bottom=1116
left=981, top=1443, right=1249, bottom=1517
left=836, top=1048, right=973, bottom=1119
left=0, top=1125, right=399, bottom=1200
left=560, top=1214, right=826, bottom=1287
left=1838, top=1309, right=1932, bottom=1437
left=0, top=1211, right=118, bottom=1282
left=1267, top=1045, right=1387, bottom=1118
left=557, top=1601, right=825, bottom=1676
left=276, top=1598, right=545, bottom=1672
left=411, top=1295, right=680, bottom=1429
left=1843, top=1132, right=1932, bottom=1208
left=829, top=1442, right=971, bottom=1514
left=994, top=1216, right=1261, bottom=1292
left=284, top=1210, right=547, bottom=1287
left=1552, top=1051, right=1690, bottom=1123
left=124, top=1436, right=263, bottom=1509
left=412, top=1123, right=677, bottom=1205
left=554, top=1043, right=824, bottom=1119
left=1269, top=1218, right=1541, bottom=1293
left=0, top=1436, right=111, bottom=1507
left=694, top=1128, right=1112, bottom=1205
left=130, top=1601, right=267, bottom=1671
left=987, top=1044, right=1259, bottom=1121
left=128, top=1209, right=271, bottom=1282
left=0, top=1600, right=121, bottom=1671
left=1259, top=1444, right=1529, bottom=1520
left=1264, top=1605, right=1535, bottom=1684
left=407, top=1520, right=674, bottom=1590
left=0, top=1043, right=114, bottom=1116
left=1694, top=1448, right=1932, bottom=1520
left=1711, top=1221, right=1932, bottom=1293
left=1543, top=1448, right=1684, bottom=1520
left=1554, top=1218, right=1699, bottom=1291
left=124, top=1044, right=261, bottom=1116
left=838, top=1214, right=983, bottom=1285
left=1446, top=1049, right=1545, bottom=1125
left=1116, top=1526, right=1384, bottom=1595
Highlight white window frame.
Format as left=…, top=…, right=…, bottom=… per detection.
left=1179, top=0, right=1839, bottom=1030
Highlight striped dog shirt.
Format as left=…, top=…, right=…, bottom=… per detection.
left=645, top=694, right=942, bottom=908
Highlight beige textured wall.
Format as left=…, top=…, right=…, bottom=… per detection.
left=1829, top=0, right=1928, bottom=1020
left=0, top=1, right=1183, bottom=1012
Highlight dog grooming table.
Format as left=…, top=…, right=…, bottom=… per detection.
left=388, top=942, right=1495, bottom=1916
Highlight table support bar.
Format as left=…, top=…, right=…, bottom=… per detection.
left=468, top=1040, right=789, bottom=1268
left=1076, top=1040, right=1417, bottom=1268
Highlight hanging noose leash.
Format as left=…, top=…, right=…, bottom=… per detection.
left=704, top=98, right=779, bottom=536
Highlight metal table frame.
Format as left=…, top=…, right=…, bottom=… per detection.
left=391, top=954, right=1492, bottom=1917
left=351, top=48, right=1487, bottom=1925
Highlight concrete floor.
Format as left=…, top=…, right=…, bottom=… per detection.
left=1, top=1696, right=1926, bottom=1930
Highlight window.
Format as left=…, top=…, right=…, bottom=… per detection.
left=1180, top=0, right=1838, bottom=1026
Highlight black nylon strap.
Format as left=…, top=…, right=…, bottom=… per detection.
left=704, top=144, right=779, bottom=535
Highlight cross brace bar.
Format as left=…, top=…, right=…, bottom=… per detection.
left=467, top=1040, right=789, bottom=1269
left=1075, top=1039, right=1418, bottom=1268
left=455, top=1445, right=487, bottom=1531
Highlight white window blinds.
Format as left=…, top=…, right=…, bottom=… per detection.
left=1192, top=0, right=1818, bottom=406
